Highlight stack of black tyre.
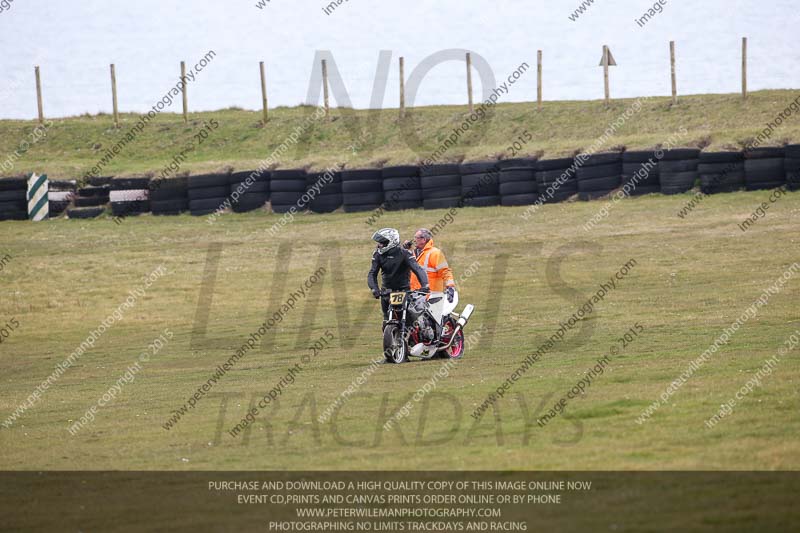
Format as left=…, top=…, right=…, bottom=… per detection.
left=577, top=152, right=622, bottom=200
left=698, top=152, right=745, bottom=194
left=48, top=179, right=77, bottom=217
left=785, top=144, right=800, bottom=191
left=110, top=177, right=151, bottom=217
left=270, top=169, right=307, bottom=214
left=68, top=178, right=109, bottom=219
left=66, top=184, right=106, bottom=218
left=622, top=151, right=660, bottom=195
left=308, top=170, right=342, bottom=213
left=89, top=175, right=112, bottom=187
left=150, top=178, right=189, bottom=215
left=744, top=147, right=785, bottom=191
left=341, top=169, right=383, bottom=213
left=187, top=173, right=230, bottom=216
left=229, top=170, right=269, bottom=213
left=459, top=161, right=500, bottom=207
left=535, top=158, right=577, bottom=203
left=0, top=177, right=28, bottom=221
left=74, top=184, right=109, bottom=208
left=498, top=158, right=538, bottom=206
left=66, top=183, right=108, bottom=218
left=382, top=166, right=422, bottom=211
left=659, top=149, right=700, bottom=195
left=420, top=164, right=461, bottom=210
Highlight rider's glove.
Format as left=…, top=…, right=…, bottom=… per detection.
left=445, top=286, right=455, bottom=303
left=403, top=240, right=413, bottom=250
left=372, top=289, right=381, bottom=299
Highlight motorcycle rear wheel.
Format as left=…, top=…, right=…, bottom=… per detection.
left=441, top=319, right=465, bottom=359
left=383, top=325, right=407, bottom=363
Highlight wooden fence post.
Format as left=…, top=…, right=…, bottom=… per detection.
left=399, top=56, right=406, bottom=119
left=180, top=61, right=188, bottom=123
left=259, top=61, right=268, bottom=124
left=466, top=52, right=474, bottom=113
left=321, top=59, right=330, bottom=118
left=741, top=37, right=748, bottom=100
left=34, top=66, right=44, bottom=124
left=110, top=64, right=119, bottom=128
left=537, top=50, right=543, bottom=112
left=670, top=41, right=677, bottom=105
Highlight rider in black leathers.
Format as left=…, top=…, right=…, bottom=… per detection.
left=367, top=228, right=429, bottom=319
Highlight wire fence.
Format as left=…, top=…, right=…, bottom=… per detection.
left=1, top=37, right=798, bottom=122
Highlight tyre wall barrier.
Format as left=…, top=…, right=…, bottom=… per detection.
left=309, top=170, right=342, bottom=213
left=67, top=206, right=105, bottom=219
left=698, top=152, right=744, bottom=194
left=270, top=169, right=308, bottom=214
left=745, top=147, right=785, bottom=191
left=341, top=169, right=382, bottom=213
left=48, top=179, right=76, bottom=216
left=421, top=164, right=461, bottom=210
left=110, top=176, right=151, bottom=217
left=2, top=147, right=798, bottom=222
left=622, top=151, right=660, bottom=196
left=187, top=173, right=230, bottom=216
left=229, top=170, right=268, bottom=214
left=69, top=180, right=108, bottom=218
left=577, top=152, right=622, bottom=201
left=786, top=144, right=800, bottom=191
left=151, top=176, right=188, bottom=216
left=459, top=161, right=500, bottom=207
left=536, top=158, right=577, bottom=204
left=498, top=158, right=537, bottom=207
left=659, top=149, right=700, bottom=195
left=0, top=177, right=28, bottom=221
left=382, top=165, right=421, bottom=211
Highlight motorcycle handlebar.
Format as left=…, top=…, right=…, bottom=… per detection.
left=379, top=288, right=430, bottom=296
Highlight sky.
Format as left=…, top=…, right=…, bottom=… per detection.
left=0, top=0, right=797, bottom=118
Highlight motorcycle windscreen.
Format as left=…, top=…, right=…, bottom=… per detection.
left=440, top=289, right=459, bottom=318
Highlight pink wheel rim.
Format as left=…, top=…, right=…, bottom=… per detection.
left=448, top=336, right=463, bottom=358
left=443, top=322, right=464, bottom=358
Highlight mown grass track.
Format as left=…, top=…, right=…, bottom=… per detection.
left=0, top=189, right=798, bottom=470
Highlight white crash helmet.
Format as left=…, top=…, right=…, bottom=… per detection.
left=372, top=228, right=400, bottom=254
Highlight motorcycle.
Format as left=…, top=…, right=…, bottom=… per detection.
left=380, top=288, right=475, bottom=364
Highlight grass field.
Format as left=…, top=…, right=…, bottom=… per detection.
left=0, top=187, right=798, bottom=471
left=2, top=89, right=800, bottom=179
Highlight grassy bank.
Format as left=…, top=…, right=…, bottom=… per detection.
left=0, top=189, right=798, bottom=470
left=1, top=89, right=799, bottom=179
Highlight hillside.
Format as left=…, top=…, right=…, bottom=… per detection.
left=1, top=90, right=799, bottom=180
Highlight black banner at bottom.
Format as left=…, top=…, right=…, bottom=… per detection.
left=1, top=471, right=797, bottom=532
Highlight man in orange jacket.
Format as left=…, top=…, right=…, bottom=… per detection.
left=407, top=228, right=456, bottom=325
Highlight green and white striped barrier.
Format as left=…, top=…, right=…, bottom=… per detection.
left=27, top=173, right=49, bottom=221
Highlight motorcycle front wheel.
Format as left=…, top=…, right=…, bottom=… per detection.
left=382, top=324, right=407, bottom=363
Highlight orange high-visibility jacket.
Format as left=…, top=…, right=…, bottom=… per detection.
left=410, top=239, right=455, bottom=292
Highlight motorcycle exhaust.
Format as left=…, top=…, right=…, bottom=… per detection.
left=438, top=304, right=475, bottom=352
left=410, top=343, right=427, bottom=357
left=457, top=304, right=474, bottom=328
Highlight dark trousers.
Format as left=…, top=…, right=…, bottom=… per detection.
left=380, top=296, right=390, bottom=321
